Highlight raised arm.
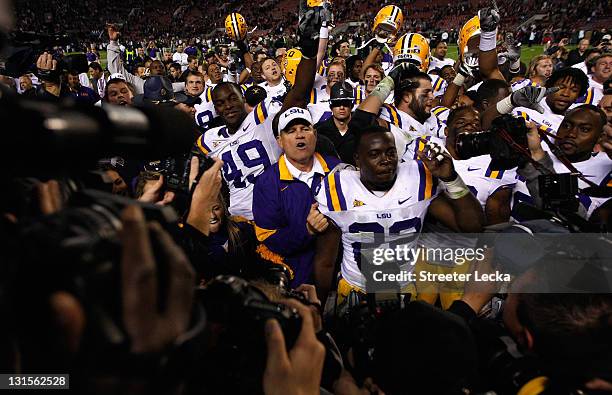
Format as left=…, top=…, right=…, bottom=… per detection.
left=477, top=3, right=506, bottom=82
left=106, top=24, right=145, bottom=94
left=280, top=1, right=331, bottom=112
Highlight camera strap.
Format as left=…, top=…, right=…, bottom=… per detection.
left=540, top=134, right=599, bottom=189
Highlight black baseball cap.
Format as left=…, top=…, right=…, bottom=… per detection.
left=134, top=76, right=176, bottom=106
left=244, top=85, right=267, bottom=107
left=330, top=82, right=355, bottom=104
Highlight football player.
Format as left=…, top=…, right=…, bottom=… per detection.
left=525, top=105, right=612, bottom=221
left=313, top=125, right=484, bottom=303
left=482, top=68, right=589, bottom=134
left=193, top=1, right=328, bottom=220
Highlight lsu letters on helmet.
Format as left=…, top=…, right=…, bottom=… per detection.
left=283, top=48, right=302, bottom=86
left=458, top=15, right=481, bottom=58
left=393, top=33, right=430, bottom=71
left=373, top=5, right=403, bottom=37
left=224, top=13, right=248, bottom=41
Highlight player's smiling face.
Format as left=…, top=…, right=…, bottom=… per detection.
left=213, top=85, right=246, bottom=131
left=547, top=76, right=582, bottom=114
left=356, top=130, right=398, bottom=191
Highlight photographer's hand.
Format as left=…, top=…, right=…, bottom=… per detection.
left=525, top=121, right=546, bottom=161
left=36, top=179, right=64, bottom=215
left=186, top=156, right=223, bottom=236
left=294, top=284, right=322, bottom=332
left=36, top=52, right=61, bottom=96
left=120, top=205, right=194, bottom=353
left=263, top=299, right=325, bottom=395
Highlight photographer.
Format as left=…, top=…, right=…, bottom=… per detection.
left=449, top=260, right=612, bottom=394
left=519, top=105, right=611, bottom=223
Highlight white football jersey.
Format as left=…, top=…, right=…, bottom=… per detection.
left=431, top=106, right=450, bottom=124
left=550, top=152, right=612, bottom=218
left=195, top=98, right=283, bottom=219
left=404, top=137, right=518, bottom=208
left=379, top=103, right=446, bottom=141
left=259, top=80, right=289, bottom=102
left=514, top=99, right=563, bottom=135
left=307, top=86, right=332, bottom=124
left=316, top=161, right=440, bottom=290
left=510, top=78, right=541, bottom=92
left=428, top=57, right=454, bottom=72
left=195, top=86, right=217, bottom=132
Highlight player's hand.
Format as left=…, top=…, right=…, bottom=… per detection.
left=478, top=0, right=500, bottom=32
left=297, top=0, right=329, bottom=57
left=525, top=121, right=546, bottom=161
left=263, top=299, right=325, bottom=395
left=510, top=85, right=559, bottom=114
left=306, top=202, right=329, bottom=235
left=36, top=52, right=57, bottom=72
left=120, top=205, right=194, bottom=353
left=498, top=34, right=521, bottom=64
left=107, top=23, right=120, bottom=41
left=186, top=157, right=224, bottom=235
left=458, top=55, right=479, bottom=78
left=416, top=141, right=456, bottom=181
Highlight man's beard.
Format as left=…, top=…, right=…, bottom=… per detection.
left=410, top=100, right=430, bottom=122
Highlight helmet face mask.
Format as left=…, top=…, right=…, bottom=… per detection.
left=224, top=13, right=248, bottom=41
left=283, top=48, right=302, bottom=86
left=373, top=5, right=403, bottom=39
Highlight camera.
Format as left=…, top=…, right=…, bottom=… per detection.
left=144, top=149, right=214, bottom=194
left=455, top=114, right=529, bottom=170
left=0, top=94, right=196, bottom=177
left=193, top=275, right=302, bottom=395
left=12, top=189, right=179, bottom=370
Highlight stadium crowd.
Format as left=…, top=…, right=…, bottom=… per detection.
left=1, top=0, right=612, bottom=393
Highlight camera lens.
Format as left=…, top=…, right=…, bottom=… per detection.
left=455, top=131, right=492, bottom=160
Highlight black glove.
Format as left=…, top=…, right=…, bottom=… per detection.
left=297, top=0, right=329, bottom=58
left=510, top=86, right=558, bottom=114
left=478, top=1, right=500, bottom=32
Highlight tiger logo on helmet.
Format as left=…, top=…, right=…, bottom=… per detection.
left=458, top=15, right=481, bottom=59
left=393, top=33, right=430, bottom=71
left=224, top=13, right=248, bottom=41
left=373, top=5, right=404, bottom=39
left=283, top=48, right=303, bottom=86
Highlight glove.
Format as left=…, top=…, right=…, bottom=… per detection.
left=498, top=33, right=521, bottom=64
left=453, top=55, right=478, bottom=87
left=478, top=1, right=500, bottom=32
left=297, top=0, right=330, bottom=58
left=458, top=55, right=479, bottom=78
left=497, top=86, right=560, bottom=114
